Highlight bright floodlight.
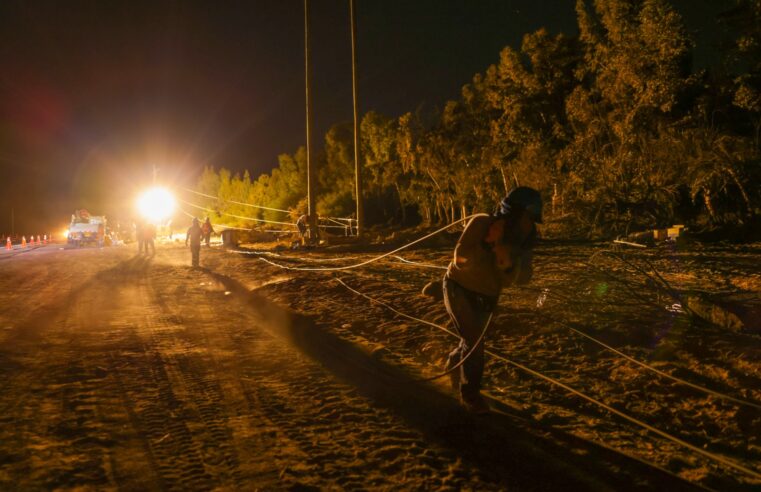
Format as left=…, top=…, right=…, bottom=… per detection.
left=136, top=187, right=175, bottom=222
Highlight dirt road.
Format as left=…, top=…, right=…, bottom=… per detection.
left=0, top=244, right=738, bottom=490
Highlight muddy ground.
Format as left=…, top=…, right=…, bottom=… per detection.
left=0, top=237, right=759, bottom=490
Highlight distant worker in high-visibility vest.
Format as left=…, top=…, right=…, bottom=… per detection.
left=186, top=218, right=203, bottom=267
left=202, top=217, right=215, bottom=247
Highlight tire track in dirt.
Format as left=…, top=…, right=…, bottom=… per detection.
left=231, top=346, right=456, bottom=489
left=101, top=256, right=474, bottom=489
left=140, top=277, right=245, bottom=487
left=201, top=263, right=704, bottom=492
left=209, top=248, right=716, bottom=491
left=0, top=246, right=717, bottom=489
left=150, top=262, right=506, bottom=490
left=100, top=271, right=244, bottom=490
left=106, top=331, right=215, bottom=491
left=0, top=249, right=140, bottom=489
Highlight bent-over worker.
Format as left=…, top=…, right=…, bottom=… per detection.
left=443, top=186, right=542, bottom=414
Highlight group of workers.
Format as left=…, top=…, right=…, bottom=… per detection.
left=134, top=217, right=214, bottom=267
left=135, top=186, right=542, bottom=415
left=134, top=221, right=156, bottom=255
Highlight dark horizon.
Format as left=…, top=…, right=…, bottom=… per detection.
left=0, top=0, right=729, bottom=233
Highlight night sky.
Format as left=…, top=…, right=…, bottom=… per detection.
left=0, top=0, right=729, bottom=233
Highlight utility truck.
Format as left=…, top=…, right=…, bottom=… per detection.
left=67, top=209, right=107, bottom=247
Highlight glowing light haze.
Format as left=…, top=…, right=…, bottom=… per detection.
left=136, top=187, right=176, bottom=223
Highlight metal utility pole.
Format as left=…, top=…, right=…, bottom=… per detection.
left=304, top=0, right=317, bottom=243
left=350, top=0, right=363, bottom=238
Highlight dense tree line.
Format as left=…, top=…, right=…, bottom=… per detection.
left=195, top=0, right=760, bottom=237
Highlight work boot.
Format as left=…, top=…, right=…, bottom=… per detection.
left=461, top=394, right=490, bottom=415
left=444, top=356, right=460, bottom=394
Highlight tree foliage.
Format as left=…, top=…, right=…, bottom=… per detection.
left=194, top=0, right=760, bottom=237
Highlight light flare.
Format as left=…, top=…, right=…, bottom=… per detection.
left=136, top=187, right=176, bottom=222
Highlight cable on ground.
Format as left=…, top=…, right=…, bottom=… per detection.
left=221, top=223, right=761, bottom=478
left=364, top=250, right=761, bottom=410
left=334, top=277, right=491, bottom=383
left=333, top=277, right=761, bottom=480
left=532, top=309, right=761, bottom=410
left=242, top=215, right=476, bottom=272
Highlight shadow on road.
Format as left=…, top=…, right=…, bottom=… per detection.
left=7, top=255, right=153, bottom=340
left=204, top=269, right=703, bottom=492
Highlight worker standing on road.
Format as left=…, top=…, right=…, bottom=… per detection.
left=442, top=186, right=542, bottom=414
left=144, top=222, right=156, bottom=256
left=202, top=217, right=215, bottom=247
left=135, top=221, right=145, bottom=254
left=186, top=218, right=203, bottom=267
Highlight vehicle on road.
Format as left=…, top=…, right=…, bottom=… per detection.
left=67, top=209, right=107, bottom=247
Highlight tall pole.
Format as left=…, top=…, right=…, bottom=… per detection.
left=304, top=0, right=317, bottom=243
left=350, top=0, right=363, bottom=238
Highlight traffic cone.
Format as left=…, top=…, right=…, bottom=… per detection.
left=5, top=237, right=10, bottom=250
left=43, top=234, right=47, bottom=245
left=21, top=236, right=26, bottom=248
left=36, top=235, right=41, bottom=246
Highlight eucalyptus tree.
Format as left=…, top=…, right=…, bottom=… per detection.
left=564, top=0, right=694, bottom=232
left=360, top=111, right=411, bottom=223
left=439, top=72, right=504, bottom=219
left=317, top=123, right=356, bottom=219
left=483, top=27, right=580, bottom=220
left=256, top=147, right=309, bottom=222
left=722, top=0, right=761, bottom=145
left=397, top=111, right=438, bottom=224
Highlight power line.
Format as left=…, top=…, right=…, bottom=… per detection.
left=181, top=188, right=291, bottom=214
left=178, top=198, right=296, bottom=227
left=235, top=215, right=476, bottom=272
left=181, top=187, right=357, bottom=224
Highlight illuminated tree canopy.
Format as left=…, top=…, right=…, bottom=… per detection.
left=198, top=0, right=760, bottom=237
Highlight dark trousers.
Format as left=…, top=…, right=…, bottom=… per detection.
left=443, top=278, right=496, bottom=400
left=191, top=244, right=200, bottom=267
